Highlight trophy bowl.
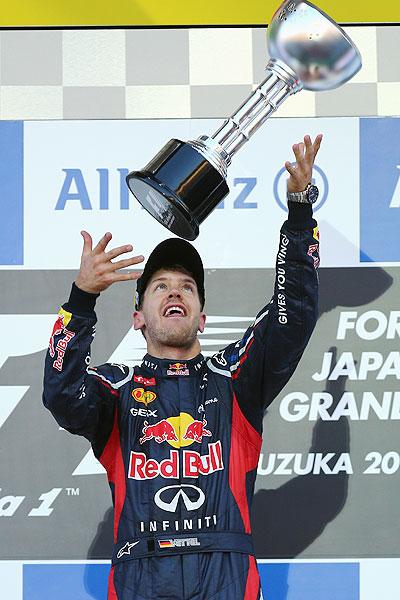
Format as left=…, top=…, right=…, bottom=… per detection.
left=268, top=1, right=362, bottom=91
left=127, top=0, right=362, bottom=240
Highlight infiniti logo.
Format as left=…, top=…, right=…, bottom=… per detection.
left=154, top=484, right=205, bottom=512
left=273, top=163, right=329, bottom=212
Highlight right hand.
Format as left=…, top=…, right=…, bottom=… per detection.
left=285, top=134, right=323, bottom=193
left=75, top=231, right=144, bottom=294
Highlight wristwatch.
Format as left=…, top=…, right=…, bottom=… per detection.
left=287, top=183, right=319, bottom=204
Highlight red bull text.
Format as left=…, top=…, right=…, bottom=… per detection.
left=128, top=441, right=224, bottom=479
left=167, top=362, right=189, bottom=376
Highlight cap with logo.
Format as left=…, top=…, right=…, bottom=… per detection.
left=135, top=238, right=205, bottom=309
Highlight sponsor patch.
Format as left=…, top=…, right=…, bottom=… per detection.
left=52, top=329, right=75, bottom=371
left=158, top=537, right=200, bottom=549
left=128, top=441, right=224, bottom=480
left=134, top=375, right=156, bottom=386
left=116, top=540, right=139, bottom=558
left=140, top=419, right=179, bottom=444
left=138, top=412, right=212, bottom=448
left=307, top=243, right=320, bottom=269
left=140, top=512, right=217, bottom=532
left=48, top=308, right=72, bottom=358
left=132, top=388, right=157, bottom=405
left=167, top=362, right=189, bottom=376
left=130, top=407, right=158, bottom=418
left=183, top=418, right=211, bottom=443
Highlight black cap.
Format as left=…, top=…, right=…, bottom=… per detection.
left=135, top=238, right=205, bottom=309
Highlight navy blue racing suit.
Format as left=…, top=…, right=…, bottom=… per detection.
left=43, top=212, right=319, bottom=600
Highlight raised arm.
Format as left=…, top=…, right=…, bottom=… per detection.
left=42, top=232, right=144, bottom=454
left=209, top=135, right=322, bottom=431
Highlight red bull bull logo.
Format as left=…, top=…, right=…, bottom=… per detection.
left=182, top=418, right=212, bottom=443
left=138, top=413, right=212, bottom=448
left=140, top=420, right=179, bottom=444
left=132, top=388, right=157, bottom=405
left=49, top=316, right=64, bottom=358
left=167, top=362, right=189, bottom=376
left=48, top=309, right=74, bottom=371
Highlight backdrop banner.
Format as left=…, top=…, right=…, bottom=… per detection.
left=0, top=116, right=399, bottom=599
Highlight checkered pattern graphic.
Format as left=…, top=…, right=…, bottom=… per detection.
left=0, top=26, right=399, bottom=119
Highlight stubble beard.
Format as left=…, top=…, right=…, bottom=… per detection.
left=145, top=319, right=199, bottom=350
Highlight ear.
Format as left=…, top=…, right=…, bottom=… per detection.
left=133, top=310, right=145, bottom=331
left=198, top=312, right=206, bottom=334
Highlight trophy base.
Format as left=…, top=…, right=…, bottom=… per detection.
left=126, top=139, right=229, bottom=241
left=127, top=173, right=200, bottom=241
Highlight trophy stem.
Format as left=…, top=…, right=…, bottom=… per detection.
left=127, top=0, right=362, bottom=240
left=188, top=59, right=303, bottom=177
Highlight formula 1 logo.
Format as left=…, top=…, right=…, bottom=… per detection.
left=139, top=412, right=212, bottom=448
left=0, top=313, right=71, bottom=437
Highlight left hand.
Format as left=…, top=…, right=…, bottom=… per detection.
left=285, top=134, right=323, bottom=193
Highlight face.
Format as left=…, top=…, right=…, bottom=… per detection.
left=133, top=269, right=206, bottom=350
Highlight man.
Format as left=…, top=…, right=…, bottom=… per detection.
left=43, top=134, right=322, bottom=600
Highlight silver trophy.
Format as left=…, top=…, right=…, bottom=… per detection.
left=126, top=0, right=362, bottom=240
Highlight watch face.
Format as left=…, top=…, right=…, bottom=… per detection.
left=307, top=185, right=319, bottom=204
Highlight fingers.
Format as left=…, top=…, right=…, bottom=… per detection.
left=111, top=270, right=144, bottom=283
left=313, top=133, right=323, bottom=158
left=108, top=255, right=145, bottom=272
left=291, top=134, right=323, bottom=169
left=304, top=133, right=323, bottom=163
left=93, top=232, right=112, bottom=255
left=285, top=160, right=296, bottom=177
left=304, top=134, right=312, bottom=149
left=286, top=134, right=323, bottom=193
left=105, top=244, right=134, bottom=261
left=80, top=231, right=93, bottom=255
left=292, top=142, right=304, bottom=164
left=303, top=136, right=314, bottom=163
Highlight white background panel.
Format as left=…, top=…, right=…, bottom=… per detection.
left=22, top=117, right=359, bottom=270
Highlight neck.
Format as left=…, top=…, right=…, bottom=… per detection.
left=146, top=338, right=201, bottom=360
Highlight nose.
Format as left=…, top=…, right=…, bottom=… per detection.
left=168, top=289, right=181, bottom=299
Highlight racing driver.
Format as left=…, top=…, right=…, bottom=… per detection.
left=43, top=134, right=322, bottom=600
